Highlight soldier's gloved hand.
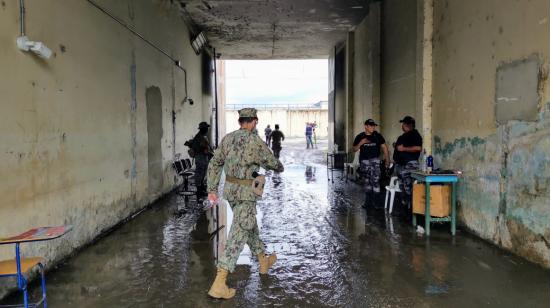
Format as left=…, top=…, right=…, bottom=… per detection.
left=208, top=193, right=218, bottom=204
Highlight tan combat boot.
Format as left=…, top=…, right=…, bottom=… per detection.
left=258, top=252, right=277, bottom=274
left=208, top=268, right=236, bottom=299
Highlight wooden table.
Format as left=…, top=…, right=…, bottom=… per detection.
left=410, top=172, right=458, bottom=236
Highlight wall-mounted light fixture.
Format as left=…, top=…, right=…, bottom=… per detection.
left=191, top=32, right=208, bottom=55
left=16, top=36, right=53, bottom=59
left=17, top=0, right=52, bottom=59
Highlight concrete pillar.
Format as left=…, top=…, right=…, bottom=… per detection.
left=216, top=60, right=226, bottom=140
left=345, top=31, right=355, bottom=152
left=416, top=0, right=434, bottom=154
left=370, top=2, right=381, bottom=128
left=349, top=1, right=380, bottom=137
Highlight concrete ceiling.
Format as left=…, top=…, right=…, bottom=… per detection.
left=175, top=0, right=371, bottom=59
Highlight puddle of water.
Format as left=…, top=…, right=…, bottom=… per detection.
left=3, top=139, right=550, bottom=307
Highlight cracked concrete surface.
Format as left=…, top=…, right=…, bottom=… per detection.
left=176, top=0, right=370, bottom=58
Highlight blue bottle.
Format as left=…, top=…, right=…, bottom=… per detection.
left=427, top=155, right=433, bottom=173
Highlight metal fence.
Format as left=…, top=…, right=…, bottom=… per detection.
left=225, top=103, right=327, bottom=110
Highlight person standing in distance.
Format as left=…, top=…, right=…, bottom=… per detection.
left=305, top=123, right=314, bottom=149
left=270, top=124, right=285, bottom=158
left=192, top=121, right=213, bottom=197
left=206, top=108, right=284, bottom=299
left=393, top=116, right=423, bottom=207
left=352, top=119, right=390, bottom=208
left=264, top=124, right=272, bottom=146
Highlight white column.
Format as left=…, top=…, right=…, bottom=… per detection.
left=419, top=0, right=434, bottom=154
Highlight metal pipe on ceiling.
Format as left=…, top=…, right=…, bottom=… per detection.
left=19, top=0, right=25, bottom=36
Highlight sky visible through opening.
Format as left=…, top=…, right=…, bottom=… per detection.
left=226, top=60, right=328, bottom=107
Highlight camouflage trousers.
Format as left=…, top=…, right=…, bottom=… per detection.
left=395, top=160, right=419, bottom=199
left=218, top=200, right=265, bottom=272
left=194, top=155, right=209, bottom=187
left=360, top=158, right=381, bottom=193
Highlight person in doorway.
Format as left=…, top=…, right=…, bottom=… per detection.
left=192, top=121, right=213, bottom=197
left=270, top=124, right=285, bottom=158
left=352, top=119, right=390, bottom=208
left=206, top=108, right=284, bottom=300
left=393, top=116, right=423, bottom=206
left=305, top=122, right=314, bottom=149
left=264, top=125, right=272, bottom=146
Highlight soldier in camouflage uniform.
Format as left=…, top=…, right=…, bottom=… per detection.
left=393, top=116, right=423, bottom=207
left=352, top=119, right=390, bottom=208
left=206, top=108, right=284, bottom=300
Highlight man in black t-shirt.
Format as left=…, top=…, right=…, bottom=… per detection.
left=270, top=124, right=285, bottom=158
left=352, top=119, right=390, bottom=208
left=393, top=116, right=423, bottom=204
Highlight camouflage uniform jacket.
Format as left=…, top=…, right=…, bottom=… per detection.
left=207, top=128, right=284, bottom=201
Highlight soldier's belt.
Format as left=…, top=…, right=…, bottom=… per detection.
left=225, top=176, right=253, bottom=186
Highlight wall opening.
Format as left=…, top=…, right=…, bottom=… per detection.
left=146, top=86, right=164, bottom=195
left=222, top=60, right=329, bottom=140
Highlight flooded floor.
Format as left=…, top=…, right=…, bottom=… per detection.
left=3, top=139, right=550, bottom=307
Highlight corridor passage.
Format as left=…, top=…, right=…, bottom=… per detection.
left=3, top=140, right=550, bottom=307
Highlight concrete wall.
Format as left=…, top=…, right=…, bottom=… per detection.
left=431, top=0, right=550, bottom=268
left=0, top=0, right=208, bottom=288
left=348, top=0, right=416, bottom=149
left=380, top=0, right=418, bottom=144
left=225, top=109, right=328, bottom=138
left=343, top=0, right=550, bottom=268
left=350, top=3, right=381, bottom=147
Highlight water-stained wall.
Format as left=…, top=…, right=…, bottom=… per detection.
left=0, top=0, right=208, bottom=292
left=351, top=3, right=381, bottom=139
left=345, top=0, right=550, bottom=268
left=432, top=0, right=550, bottom=267
left=380, top=0, right=418, bottom=144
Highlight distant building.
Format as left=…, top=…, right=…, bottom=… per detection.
left=312, top=100, right=328, bottom=109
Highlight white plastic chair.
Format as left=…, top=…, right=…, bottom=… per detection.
left=385, top=176, right=402, bottom=214
left=344, top=152, right=360, bottom=181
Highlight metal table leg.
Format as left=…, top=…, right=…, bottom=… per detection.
left=326, top=154, right=329, bottom=181
left=331, top=156, right=334, bottom=183
left=451, top=182, right=456, bottom=236
left=425, top=183, right=431, bottom=236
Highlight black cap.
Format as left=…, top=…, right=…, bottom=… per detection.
left=399, top=116, right=415, bottom=125
left=198, top=121, right=210, bottom=129
left=364, top=119, right=378, bottom=126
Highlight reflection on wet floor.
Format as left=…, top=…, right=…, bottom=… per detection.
left=3, top=139, right=550, bottom=307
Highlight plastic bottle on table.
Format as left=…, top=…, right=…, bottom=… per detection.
left=420, top=150, right=427, bottom=172
left=427, top=155, right=434, bottom=173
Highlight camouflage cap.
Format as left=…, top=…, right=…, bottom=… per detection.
left=238, top=108, right=258, bottom=118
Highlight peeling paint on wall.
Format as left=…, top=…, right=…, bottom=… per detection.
left=435, top=116, right=550, bottom=268
left=430, top=0, right=550, bottom=268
